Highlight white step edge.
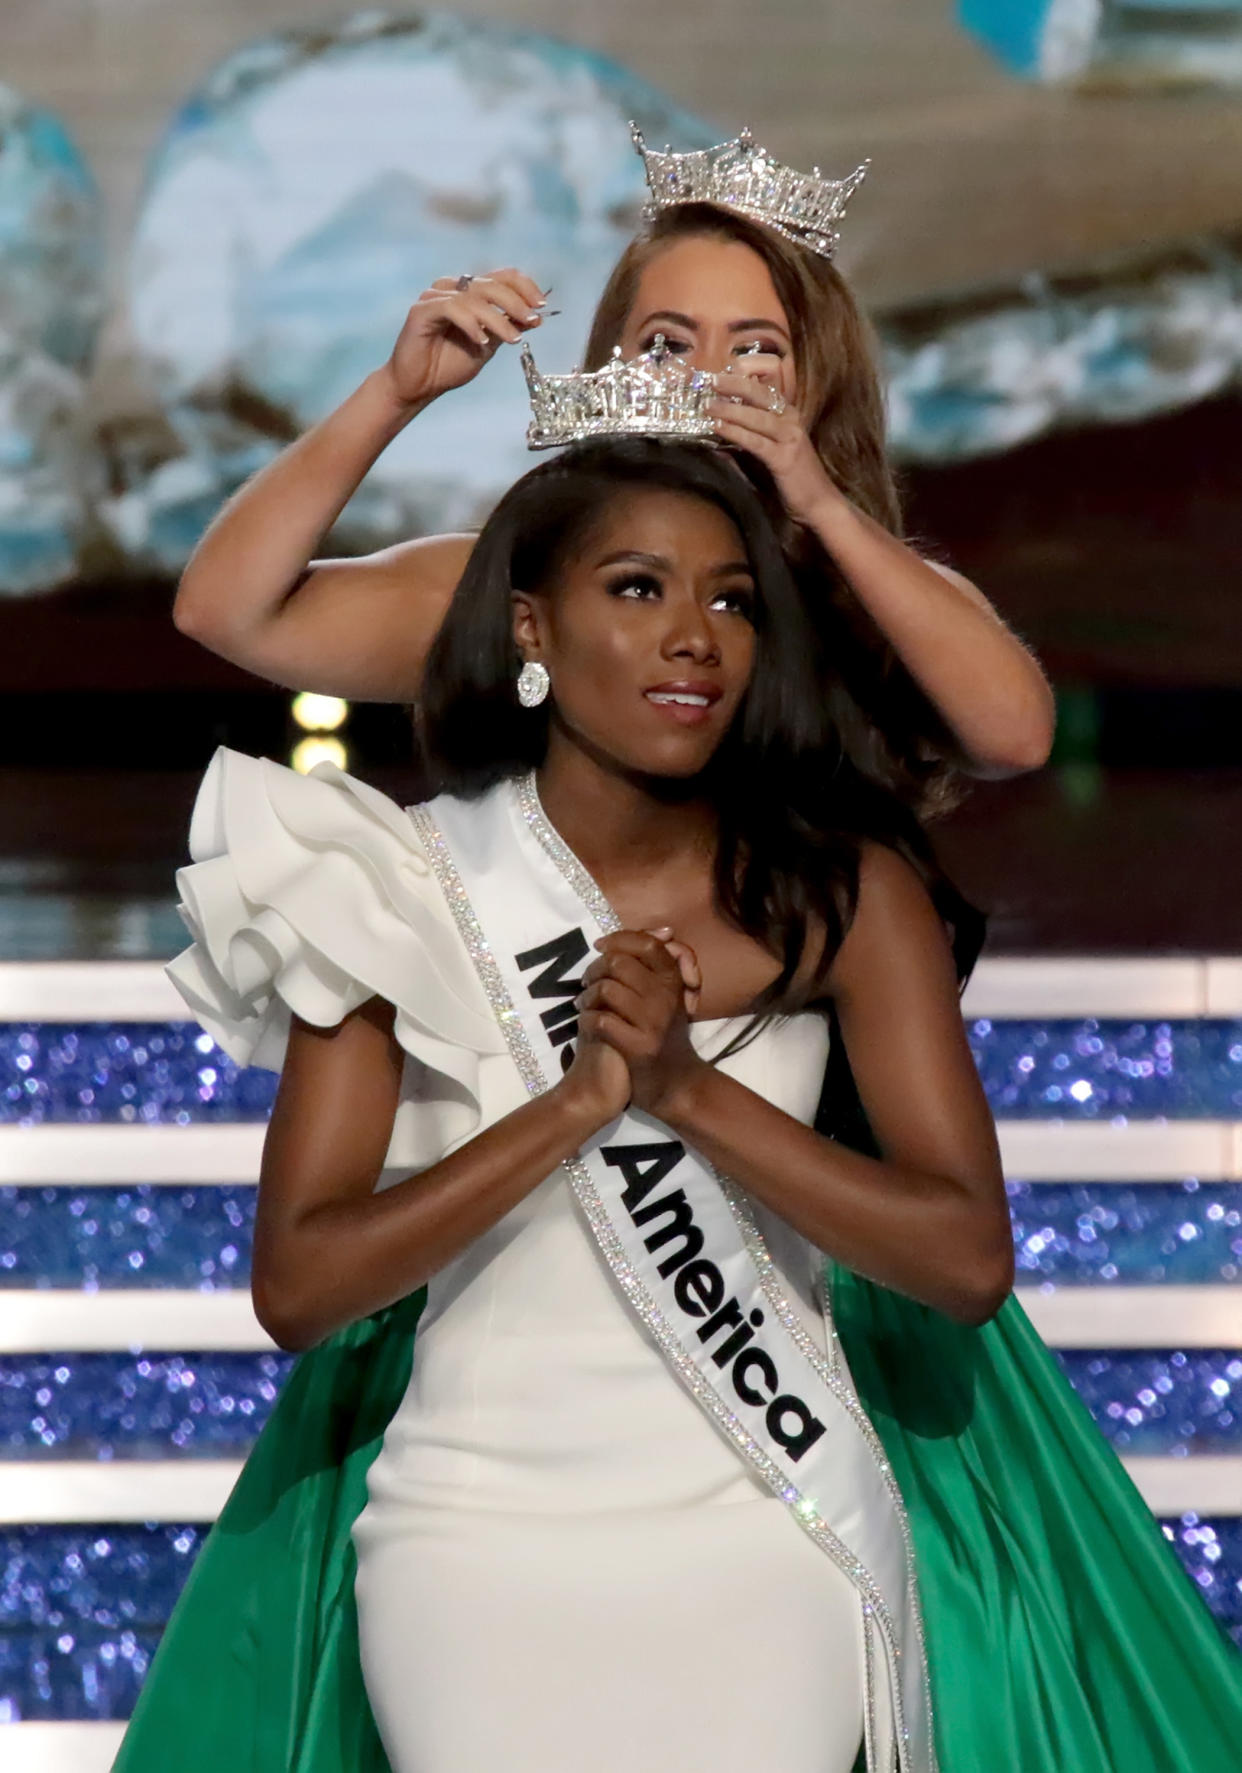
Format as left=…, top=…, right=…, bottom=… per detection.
left=0, top=1453, right=1234, bottom=1527
left=0, top=1722, right=125, bottom=1773
left=1017, top=1284, right=1242, bottom=1348
left=0, top=1124, right=265, bottom=1184
left=0, top=1284, right=1236, bottom=1355
left=0, top=1289, right=276, bottom=1352
left=1123, top=1455, right=1242, bottom=1517
left=0, top=963, right=186, bottom=1023
left=997, top=1120, right=1242, bottom=1182
left=2, top=956, right=1242, bottom=1023
left=5, top=1119, right=1242, bottom=1185
left=0, top=1458, right=244, bottom=1522
left=961, top=955, right=1242, bottom=1020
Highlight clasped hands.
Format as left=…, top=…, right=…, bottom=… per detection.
left=563, top=928, right=707, bottom=1125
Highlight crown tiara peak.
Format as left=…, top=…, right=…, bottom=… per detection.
left=630, top=122, right=868, bottom=260
left=521, top=337, right=718, bottom=451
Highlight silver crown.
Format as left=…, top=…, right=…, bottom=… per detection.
left=630, top=123, right=868, bottom=260
left=521, top=337, right=718, bottom=450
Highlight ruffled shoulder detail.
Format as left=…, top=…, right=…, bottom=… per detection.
left=168, top=749, right=507, bottom=1157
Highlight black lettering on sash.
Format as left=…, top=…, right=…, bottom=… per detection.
left=540, top=1000, right=578, bottom=1031
left=732, top=1347, right=779, bottom=1406
left=516, top=927, right=590, bottom=1071
left=673, top=1258, right=724, bottom=1318
left=695, top=1296, right=744, bottom=1348
left=766, top=1395, right=827, bottom=1463
left=606, top=1137, right=829, bottom=1473
left=630, top=1189, right=705, bottom=1277
left=515, top=928, right=590, bottom=997
left=709, top=1307, right=765, bottom=1368
left=602, top=1141, right=686, bottom=1212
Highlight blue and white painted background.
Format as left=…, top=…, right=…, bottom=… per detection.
left=3, top=2, right=1242, bottom=595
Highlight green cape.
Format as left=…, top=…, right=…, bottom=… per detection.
left=113, top=1273, right=1242, bottom=1772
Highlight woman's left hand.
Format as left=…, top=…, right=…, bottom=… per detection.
left=709, top=363, right=841, bottom=529
left=576, top=930, right=706, bottom=1119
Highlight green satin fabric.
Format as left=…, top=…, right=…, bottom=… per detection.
left=830, top=1272, right=1242, bottom=1769
left=113, top=1292, right=423, bottom=1773
left=113, top=1276, right=1242, bottom=1771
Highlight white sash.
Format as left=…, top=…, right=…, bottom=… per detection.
left=411, top=775, right=936, bottom=1773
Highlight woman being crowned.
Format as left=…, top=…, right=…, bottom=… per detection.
left=116, top=372, right=1241, bottom=1770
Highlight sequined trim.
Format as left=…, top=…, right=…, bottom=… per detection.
left=861, top=1601, right=878, bottom=1771
left=508, top=774, right=934, bottom=1771
left=515, top=772, right=621, bottom=936
left=719, top=1174, right=936, bottom=1754
left=407, top=805, right=546, bottom=1102
left=414, top=783, right=931, bottom=1772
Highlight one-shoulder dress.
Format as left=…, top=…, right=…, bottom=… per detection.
left=130, top=748, right=1242, bottom=1773
left=168, top=749, right=897, bottom=1772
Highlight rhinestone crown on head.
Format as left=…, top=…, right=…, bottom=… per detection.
left=630, top=122, right=868, bottom=260
left=521, top=338, right=717, bottom=450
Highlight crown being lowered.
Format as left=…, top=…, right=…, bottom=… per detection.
left=521, top=337, right=718, bottom=450
left=630, top=123, right=868, bottom=260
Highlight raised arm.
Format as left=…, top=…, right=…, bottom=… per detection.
left=711, top=372, right=1056, bottom=778
left=173, top=270, right=546, bottom=698
left=579, top=857, right=1012, bottom=1326
left=252, top=995, right=627, bottom=1352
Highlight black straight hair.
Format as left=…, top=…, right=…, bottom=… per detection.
left=418, top=437, right=983, bottom=1020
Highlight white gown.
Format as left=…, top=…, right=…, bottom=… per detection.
left=353, top=1016, right=868, bottom=1773
left=168, top=750, right=905, bottom=1773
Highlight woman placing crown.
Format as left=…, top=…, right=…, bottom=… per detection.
left=170, top=130, right=1054, bottom=795
left=115, top=432, right=1241, bottom=1766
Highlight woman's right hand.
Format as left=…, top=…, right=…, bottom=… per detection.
left=382, top=269, right=548, bottom=409
left=558, top=1017, right=632, bottom=1129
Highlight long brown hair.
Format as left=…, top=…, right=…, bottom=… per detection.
left=582, top=205, right=960, bottom=816
left=584, top=203, right=901, bottom=534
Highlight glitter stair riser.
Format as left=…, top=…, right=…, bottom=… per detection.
left=4, top=1018, right=1242, bottom=1123
left=3, top=1514, right=1237, bottom=1723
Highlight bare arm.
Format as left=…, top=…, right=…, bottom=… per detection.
left=173, top=269, right=546, bottom=697
left=582, top=859, right=1012, bottom=1326
left=253, top=996, right=626, bottom=1352
left=711, top=372, right=1056, bottom=779
left=806, top=499, right=1055, bottom=779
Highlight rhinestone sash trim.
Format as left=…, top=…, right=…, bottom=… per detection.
left=410, top=782, right=932, bottom=1772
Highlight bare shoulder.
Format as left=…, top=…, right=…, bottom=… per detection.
left=830, top=842, right=953, bottom=1000
left=856, top=840, right=938, bottom=920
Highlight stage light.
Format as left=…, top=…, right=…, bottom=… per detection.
left=291, top=735, right=348, bottom=774
left=291, top=692, right=349, bottom=731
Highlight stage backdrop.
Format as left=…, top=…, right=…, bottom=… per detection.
left=0, top=0, right=1238, bottom=617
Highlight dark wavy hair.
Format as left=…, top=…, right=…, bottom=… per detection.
left=419, top=438, right=982, bottom=1021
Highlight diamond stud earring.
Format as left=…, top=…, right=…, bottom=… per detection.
left=517, top=660, right=550, bottom=709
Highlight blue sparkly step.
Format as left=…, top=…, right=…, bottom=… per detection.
left=4, top=1182, right=1239, bottom=1291
left=0, top=1524, right=203, bottom=1722
left=0, top=1346, right=1235, bottom=1463
left=4, top=1018, right=1242, bottom=1123
left=6, top=1515, right=1234, bottom=1722
left=0, top=1352, right=292, bottom=1459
